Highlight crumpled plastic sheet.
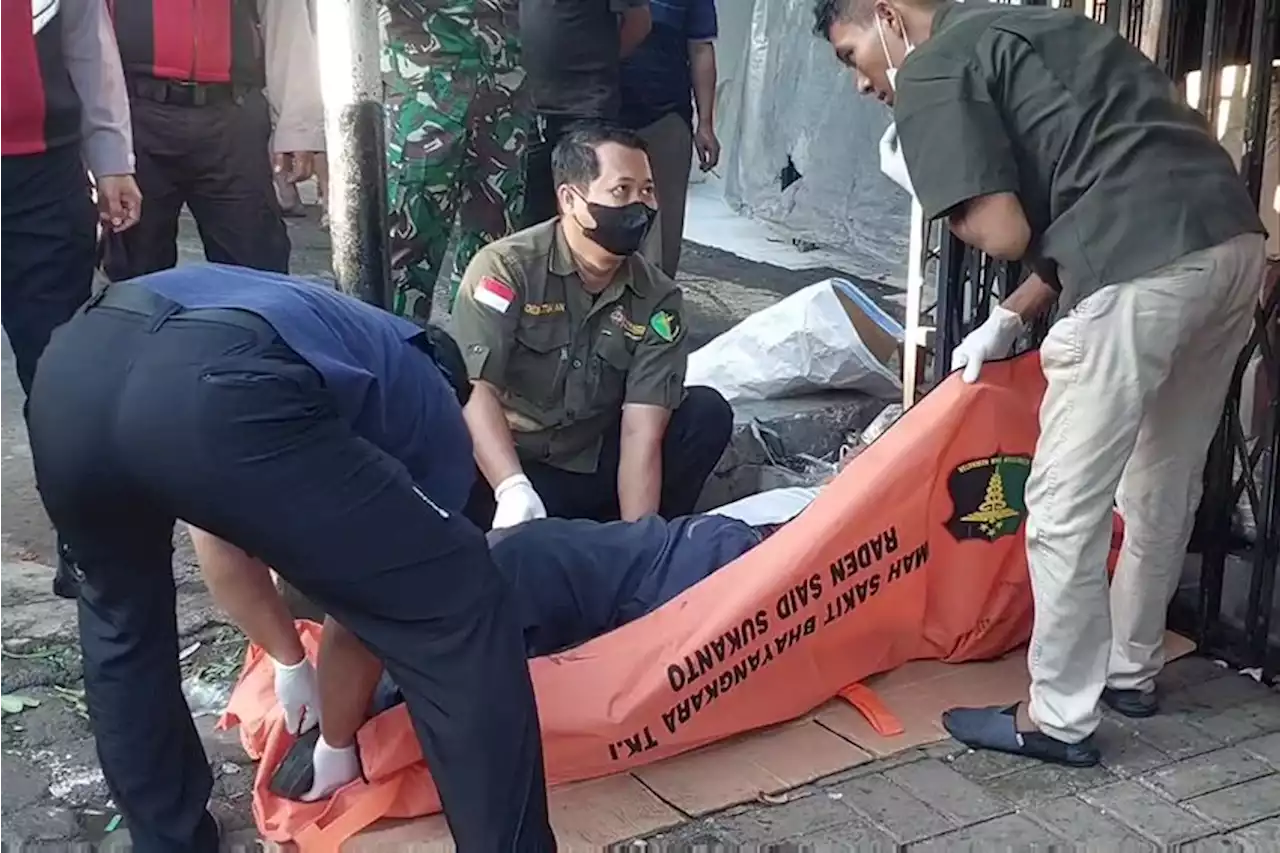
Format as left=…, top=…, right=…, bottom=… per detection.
left=686, top=278, right=904, bottom=402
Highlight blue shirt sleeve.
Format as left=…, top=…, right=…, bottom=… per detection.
left=686, top=0, right=717, bottom=41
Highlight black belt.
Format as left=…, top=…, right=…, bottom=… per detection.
left=90, top=283, right=276, bottom=337
left=127, top=77, right=246, bottom=107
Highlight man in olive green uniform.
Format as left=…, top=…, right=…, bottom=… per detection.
left=452, top=123, right=733, bottom=530
left=816, top=0, right=1266, bottom=766
left=383, top=0, right=528, bottom=322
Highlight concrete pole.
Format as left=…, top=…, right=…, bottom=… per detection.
left=315, top=0, right=391, bottom=309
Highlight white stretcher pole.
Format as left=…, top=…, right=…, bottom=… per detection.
left=902, top=199, right=931, bottom=410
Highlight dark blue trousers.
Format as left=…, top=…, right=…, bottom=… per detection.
left=1, top=142, right=97, bottom=398
left=28, top=291, right=553, bottom=853
left=489, top=514, right=762, bottom=656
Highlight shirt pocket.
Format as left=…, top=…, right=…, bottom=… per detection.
left=589, top=329, right=635, bottom=410
left=509, top=321, right=572, bottom=408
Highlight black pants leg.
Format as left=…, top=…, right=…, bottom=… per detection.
left=465, top=386, right=734, bottom=526
left=0, top=145, right=97, bottom=397
left=653, top=385, right=734, bottom=516
left=28, top=304, right=216, bottom=852
left=102, top=91, right=289, bottom=281
left=521, top=115, right=579, bottom=229
left=29, top=302, right=553, bottom=853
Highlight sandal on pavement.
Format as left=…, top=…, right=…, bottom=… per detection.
left=942, top=703, right=1101, bottom=767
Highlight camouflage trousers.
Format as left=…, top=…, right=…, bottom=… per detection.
left=384, top=28, right=529, bottom=323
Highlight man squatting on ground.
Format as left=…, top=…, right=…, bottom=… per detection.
left=452, top=123, right=734, bottom=531
left=815, top=0, right=1265, bottom=766
left=27, top=265, right=556, bottom=852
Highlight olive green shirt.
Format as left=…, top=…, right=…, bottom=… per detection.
left=895, top=2, right=1265, bottom=313
left=452, top=218, right=689, bottom=474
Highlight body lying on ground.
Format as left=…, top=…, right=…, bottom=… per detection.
left=260, top=487, right=822, bottom=802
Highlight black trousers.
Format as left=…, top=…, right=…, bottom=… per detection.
left=465, top=385, right=734, bottom=528
left=27, top=289, right=553, bottom=853
left=101, top=87, right=289, bottom=280
left=0, top=143, right=97, bottom=397
left=521, top=114, right=587, bottom=229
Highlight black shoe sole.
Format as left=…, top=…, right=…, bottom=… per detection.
left=267, top=727, right=322, bottom=801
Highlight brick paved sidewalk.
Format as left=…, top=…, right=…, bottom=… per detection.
left=636, top=656, right=1280, bottom=851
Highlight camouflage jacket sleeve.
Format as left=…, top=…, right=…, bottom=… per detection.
left=451, top=247, right=527, bottom=389
left=259, top=0, right=325, bottom=153
left=625, top=288, right=688, bottom=409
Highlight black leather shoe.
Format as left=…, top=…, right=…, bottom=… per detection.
left=268, top=727, right=322, bottom=801
left=1102, top=687, right=1159, bottom=718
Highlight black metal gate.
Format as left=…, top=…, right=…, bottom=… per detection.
left=926, top=0, right=1279, bottom=680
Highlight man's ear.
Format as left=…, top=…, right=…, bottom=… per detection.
left=555, top=185, right=576, bottom=217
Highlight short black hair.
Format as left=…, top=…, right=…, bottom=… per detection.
left=551, top=122, right=649, bottom=190
left=812, top=0, right=862, bottom=38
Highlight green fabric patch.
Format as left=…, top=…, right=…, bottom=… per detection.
left=650, top=310, right=679, bottom=343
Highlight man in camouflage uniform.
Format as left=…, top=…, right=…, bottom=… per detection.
left=383, top=0, right=527, bottom=322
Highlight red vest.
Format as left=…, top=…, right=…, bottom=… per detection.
left=1, top=0, right=83, bottom=157
left=109, top=0, right=264, bottom=87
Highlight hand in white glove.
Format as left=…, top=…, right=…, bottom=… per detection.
left=273, top=656, right=320, bottom=735
left=950, top=305, right=1025, bottom=384
left=491, top=473, right=547, bottom=530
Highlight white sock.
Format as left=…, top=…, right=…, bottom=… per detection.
left=301, top=736, right=360, bottom=802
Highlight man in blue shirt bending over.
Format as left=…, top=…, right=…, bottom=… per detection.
left=25, top=265, right=555, bottom=853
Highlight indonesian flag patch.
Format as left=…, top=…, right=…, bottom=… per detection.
left=474, top=277, right=515, bottom=313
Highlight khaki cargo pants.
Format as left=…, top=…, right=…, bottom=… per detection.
left=1025, top=233, right=1267, bottom=744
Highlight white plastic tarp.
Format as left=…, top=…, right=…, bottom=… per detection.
left=685, top=278, right=904, bottom=401
left=711, top=0, right=912, bottom=285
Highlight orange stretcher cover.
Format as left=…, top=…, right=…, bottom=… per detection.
left=221, top=353, right=1125, bottom=851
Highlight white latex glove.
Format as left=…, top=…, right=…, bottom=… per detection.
left=273, top=657, right=320, bottom=735
left=879, top=123, right=916, bottom=198
left=301, top=737, right=361, bottom=802
left=491, top=473, right=547, bottom=530
left=950, top=305, right=1025, bottom=383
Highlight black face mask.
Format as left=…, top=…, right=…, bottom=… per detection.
left=579, top=200, right=656, bottom=257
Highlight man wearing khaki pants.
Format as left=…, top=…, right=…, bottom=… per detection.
left=816, top=0, right=1266, bottom=767
left=621, top=0, right=720, bottom=277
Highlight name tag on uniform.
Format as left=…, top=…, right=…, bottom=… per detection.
left=524, top=302, right=566, bottom=317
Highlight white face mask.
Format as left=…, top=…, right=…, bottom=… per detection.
left=874, top=10, right=914, bottom=93
left=879, top=122, right=915, bottom=197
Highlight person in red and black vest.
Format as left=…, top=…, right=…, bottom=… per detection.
left=3, top=0, right=141, bottom=605
left=2, top=0, right=139, bottom=399
left=101, top=0, right=324, bottom=280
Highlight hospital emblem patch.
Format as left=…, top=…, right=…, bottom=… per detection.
left=945, top=453, right=1031, bottom=543
left=649, top=310, right=680, bottom=343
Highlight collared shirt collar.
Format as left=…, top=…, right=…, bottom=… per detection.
left=930, top=0, right=960, bottom=37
